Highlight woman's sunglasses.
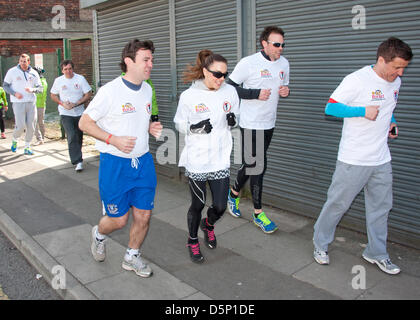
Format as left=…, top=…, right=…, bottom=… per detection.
left=206, top=68, right=229, bottom=79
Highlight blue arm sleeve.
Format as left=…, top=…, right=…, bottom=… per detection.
left=391, top=114, right=397, bottom=124
left=325, top=102, right=365, bottom=118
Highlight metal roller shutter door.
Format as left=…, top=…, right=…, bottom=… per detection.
left=255, top=0, right=420, bottom=246
left=95, top=0, right=175, bottom=175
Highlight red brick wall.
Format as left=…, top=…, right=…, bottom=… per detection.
left=0, top=39, right=63, bottom=57
left=0, top=0, right=81, bottom=21
left=70, top=39, right=93, bottom=85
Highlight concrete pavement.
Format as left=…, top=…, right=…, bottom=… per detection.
left=0, top=129, right=419, bottom=301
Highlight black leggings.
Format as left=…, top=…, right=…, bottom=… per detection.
left=187, top=177, right=229, bottom=239
left=233, top=128, right=274, bottom=210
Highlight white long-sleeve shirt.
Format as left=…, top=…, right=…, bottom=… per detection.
left=174, top=80, right=240, bottom=173
left=3, top=65, right=41, bottom=103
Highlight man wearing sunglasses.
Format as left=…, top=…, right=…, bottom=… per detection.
left=227, top=26, right=290, bottom=234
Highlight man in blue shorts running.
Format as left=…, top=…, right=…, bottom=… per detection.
left=79, top=39, right=162, bottom=278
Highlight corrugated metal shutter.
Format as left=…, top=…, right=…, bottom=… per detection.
left=255, top=0, right=420, bottom=246
left=95, top=0, right=175, bottom=176
left=174, top=0, right=240, bottom=177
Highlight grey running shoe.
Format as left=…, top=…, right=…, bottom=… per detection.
left=122, top=253, right=153, bottom=278
left=313, top=248, right=329, bottom=265
left=362, top=255, right=401, bottom=275
left=91, top=225, right=106, bottom=262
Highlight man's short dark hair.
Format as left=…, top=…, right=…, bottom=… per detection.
left=259, top=26, right=285, bottom=46
left=60, top=59, right=74, bottom=70
left=119, top=39, right=155, bottom=73
left=377, top=37, right=413, bottom=63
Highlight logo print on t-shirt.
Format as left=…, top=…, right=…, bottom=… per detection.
left=260, top=69, right=272, bottom=79
left=62, top=85, right=67, bottom=90
left=393, top=90, right=399, bottom=102
left=371, top=89, right=385, bottom=101
left=74, top=83, right=80, bottom=90
left=122, top=102, right=136, bottom=114
left=279, top=71, right=285, bottom=80
left=223, top=101, right=232, bottom=113
left=146, top=103, right=152, bottom=114
left=195, top=103, right=209, bottom=113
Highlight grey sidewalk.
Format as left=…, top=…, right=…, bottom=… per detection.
left=0, top=131, right=419, bottom=300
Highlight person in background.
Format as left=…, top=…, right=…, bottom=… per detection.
left=3, top=53, right=42, bottom=155
left=50, top=60, right=92, bottom=172
left=0, top=86, right=8, bottom=139
left=33, top=67, right=48, bottom=145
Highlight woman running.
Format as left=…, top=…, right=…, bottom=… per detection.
left=174, top=49, right=239, bottom=263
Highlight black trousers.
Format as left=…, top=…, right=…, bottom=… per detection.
left=61, top=115, right=83, bottom=165
left=232, top=127, right=274, bottom=210
left=187, top=177, right=229, bottom=239
left=0, top=108, right=5, bottom=133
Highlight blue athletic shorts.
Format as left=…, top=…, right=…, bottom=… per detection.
left=98, top=152, right=157, bottom=217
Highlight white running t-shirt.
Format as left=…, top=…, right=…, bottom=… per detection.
left=331, top=65, right=401, bottom=166
left=50, top=73, right=92, bottom=117
left=84, top=77, right=153, bottom=159
left=229, top=52, right=290, bottom=130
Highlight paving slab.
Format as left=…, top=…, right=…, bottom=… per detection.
left=357, top=273, right=420, bottom=300
left=219, top=222, right=315, bottom=275
left=293, top=250, right=389, bottom=299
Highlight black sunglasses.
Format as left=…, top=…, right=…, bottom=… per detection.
left=267, top=41, right=286, bottom=48
left=206, top=68, right=229, bottom=79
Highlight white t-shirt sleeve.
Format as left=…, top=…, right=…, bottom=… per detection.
left=50, top=78, right=60, bottom=95
left=231, top=89, right=240, bottom=116
left=80, top=76, right=92, bottom=94
left=173, top=92, right=190, bottom=134
left=284, top=63, right=290, bottom=86
left=330, top=73, right=360, bottom=105
left=84, top=86, right=112, bottom=121
left=228, top=58, right=249, bottom=85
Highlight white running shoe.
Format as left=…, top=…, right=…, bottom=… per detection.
left=362, top=255, right=401, bottom=275
left=75, top=162, right=84, bottom=172
left=122, top=253, right=153, bottom=278
left=91, top=225, right=106, bottom=262
left=313, top=247, right=330, bottom=265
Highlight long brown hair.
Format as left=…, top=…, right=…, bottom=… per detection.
left=182, top=49, right=227, bottom=83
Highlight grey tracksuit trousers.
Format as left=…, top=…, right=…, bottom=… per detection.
left=12, top=102, right=37, bottom=146
left=313, top=160, right=393, bottom=261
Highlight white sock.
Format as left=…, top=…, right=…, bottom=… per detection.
left=95, top=228, right=106, bottom=241
left=125, top=248, right=139, bottom=260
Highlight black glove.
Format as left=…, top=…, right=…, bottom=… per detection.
left=151, top=115, right=159, bottom=122
left=226, top=112, right=236, bottom=126
left=190, top=119, right=212, bottom=134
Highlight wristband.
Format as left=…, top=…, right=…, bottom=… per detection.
left=106, top=134, right=112, bottom=145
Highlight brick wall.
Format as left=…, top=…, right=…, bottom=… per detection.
left=70, top=39, right=93, bottom=85
left=0, top=39, right=63, bottom=57
left=0, top=0, right=82, bottom=21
